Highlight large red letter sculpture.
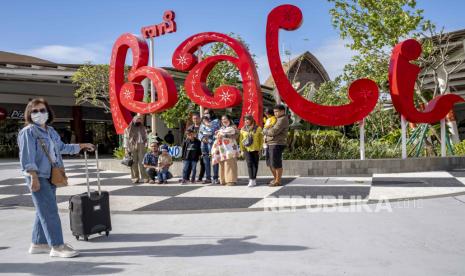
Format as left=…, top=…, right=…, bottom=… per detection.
left=172, top=32, right=263, bottom=127
left=389, top=39, right=464, bottom=123
left=266, top=5, right=379, bottom=126
left=109, top=33, right=178, bottom=134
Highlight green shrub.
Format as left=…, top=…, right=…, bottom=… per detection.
left=284, top=137, right=401, bottom=160
left=379, top=129, right=402, bottom=146
left=454, top=140, right=465, bottom=156
left=113, top=147, right=125, bottom=160
left=288, top=129, right=344, bottom=149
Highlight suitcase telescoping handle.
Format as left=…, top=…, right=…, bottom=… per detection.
left=84, top=148, right=101, bottom=198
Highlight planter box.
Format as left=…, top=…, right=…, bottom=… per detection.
left=98, top=156, right=465, bottom=177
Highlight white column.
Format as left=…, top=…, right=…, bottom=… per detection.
left=401, top=115, right=407, bottom=159
left=198, top=47, right=204, bottom=116
left=360, top=119, right=365, bottom=160
left=149, top=37, right=157, bottom=135
left=441, top=119, right=446, bottom=157
left=142, top=79, right=149, bottom=103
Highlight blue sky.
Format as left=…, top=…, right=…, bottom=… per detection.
left=2, top=0, right=465, bottom=83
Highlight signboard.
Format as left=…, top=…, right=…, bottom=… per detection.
left=168, top=146, right=182, bottom=158
left=108, top=5, right=463, bottom=135
left=9, top=110, right=24, bottom=120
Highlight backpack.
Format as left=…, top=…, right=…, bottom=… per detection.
left=242, top=126, right=257, bottom=147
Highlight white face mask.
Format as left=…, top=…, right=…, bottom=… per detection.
left=31, top=112, right=49, bottom=125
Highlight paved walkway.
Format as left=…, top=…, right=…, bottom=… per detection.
left=0, top=195, right=465, bottom=275
left=1, top=161, right=465, bottom=212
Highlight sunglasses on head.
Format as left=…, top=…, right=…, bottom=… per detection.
left=31, top=108, right=47, bottom=114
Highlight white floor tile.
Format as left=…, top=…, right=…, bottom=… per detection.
left=55, top=185, right=129, bottom=196
left=250, top=197, right=367, bottom=209
left=369, top=186, right=465, bottom=200
left=373, top=171, right=453, bottom=178
left=176, top=185, right=281, bottom=198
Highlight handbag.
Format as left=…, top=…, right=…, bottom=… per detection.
left=121, top=154, right=134, bottom=167
left=242, top=126, right=257, bottom=147
left=35, top=130, right=68, bottom=187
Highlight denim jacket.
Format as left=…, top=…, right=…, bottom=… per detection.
left=18, top=124, right=81, bottom=178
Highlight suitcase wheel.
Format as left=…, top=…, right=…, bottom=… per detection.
left=75, top=235, right=79, bottom=241
left=84, top=235, right=89, bottom=241
left=105, top=231, right=110, bottom=237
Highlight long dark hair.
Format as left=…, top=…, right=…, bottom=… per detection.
left=24, top=98, right=54, bottom=126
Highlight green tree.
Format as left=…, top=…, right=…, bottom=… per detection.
left=159, top=86, right=197, bottom=128
left=316, top=0, right=433, bottom=140
left=329, top=0, right=431, bottom=90
left=72, top=64, right=112, bottom=112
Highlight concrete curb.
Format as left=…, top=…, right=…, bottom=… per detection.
left=99, top=156, right=465, bottom=177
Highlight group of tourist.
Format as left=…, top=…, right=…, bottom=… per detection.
left=17, top=97, right=290, bottom=258
left=124, top=105, right=289, bottom=187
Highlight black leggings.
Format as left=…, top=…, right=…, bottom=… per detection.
left=244, top=151, right=260, bottom=180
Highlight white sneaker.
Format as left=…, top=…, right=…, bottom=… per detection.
left=247, top=179, right=256, bottom=187
left=29, top=243, right=50, bottom=254
left=50, top=243, right=79, bottom=258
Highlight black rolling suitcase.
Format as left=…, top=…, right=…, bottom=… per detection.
left=69, top=150, right=112, bottom=241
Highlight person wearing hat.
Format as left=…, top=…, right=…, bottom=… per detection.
left=157, top=144, right=173, bottom=184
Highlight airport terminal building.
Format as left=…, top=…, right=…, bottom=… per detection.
left=0, top=51, right=276, bottom=157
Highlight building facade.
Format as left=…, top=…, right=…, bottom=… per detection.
left=0, top=51, right=275, bottom=157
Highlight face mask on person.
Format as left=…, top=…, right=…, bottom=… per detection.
left=31, top=112, right=49, bottom=125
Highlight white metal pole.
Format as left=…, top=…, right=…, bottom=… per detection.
left=198, top=47, right=204, bottom=116
left=401, top=115, right=407, bottom=159
left=360, top=119, right=365, bottom=160
left=441, top=119, right=446, bottom=157
left=149, top=37, right=157, bottom=136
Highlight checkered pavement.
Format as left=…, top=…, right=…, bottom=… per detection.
left=1, top=163, right=465, bottom=212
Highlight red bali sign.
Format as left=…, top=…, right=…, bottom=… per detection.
left=109, top=5, right=463, bottom=134
left=172, top=32, right=263, bottom=128
left=388, top=39, right=464, bottom=123
left=266, top=5, right=378, bottom=126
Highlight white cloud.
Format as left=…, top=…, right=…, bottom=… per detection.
left=312, top=38, right=356, bottom=80
left=24, top=43, right=110, bottom=64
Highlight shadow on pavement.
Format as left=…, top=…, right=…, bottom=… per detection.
left=0, top=246, right=9, bottom=250
left=0, top=261, right=129, bottom=275
left=81, top=235, right=309, bottom=258
left=88, top=233, right=182, bottom=243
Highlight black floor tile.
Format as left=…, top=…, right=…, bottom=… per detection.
left=0, top=185, right=30, bottom=195
left=135, top=197, right=261, bottom=211
left=0, top=178, right=26, bottom=186
left=110, top=186, right=202, bottom=196
left=0, top=195, right=70, bottom=207
left=207, top=177, right=296, bottom=186
left=447, top=170, right=465, bottom=177
left=270, top=186, right=370, bottom=199
left=372, top=177, right=464, bottom=187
